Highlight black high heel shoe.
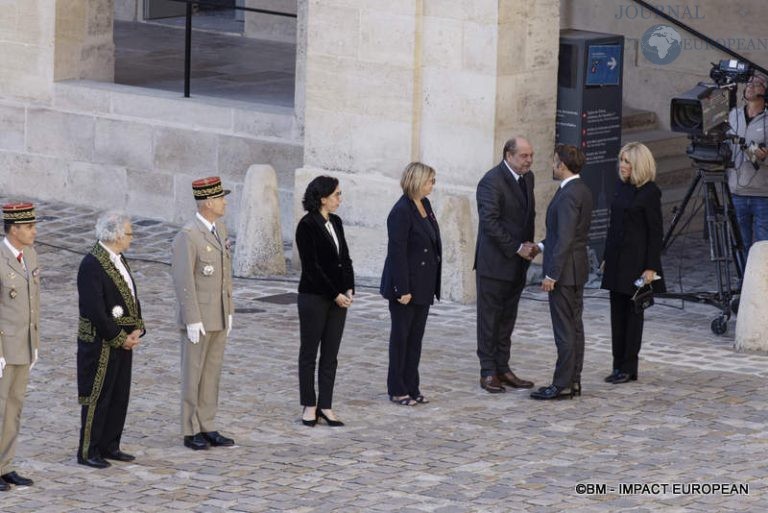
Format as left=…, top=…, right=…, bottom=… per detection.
left=317, top=409, right=345, bottom=427
left=301, top=407, right=317, bottom=427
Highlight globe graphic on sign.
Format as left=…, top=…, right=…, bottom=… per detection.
left=641, top=25, right=682, bottom=65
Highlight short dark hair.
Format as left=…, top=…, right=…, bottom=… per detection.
left=3, top=223, right=12, bottom=235
left=302, top=176, right=339, bottom=212
left=554, top=144, right=586, bottom=174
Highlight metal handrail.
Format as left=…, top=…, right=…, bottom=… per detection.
left=163, top=0, right=298, bottom=97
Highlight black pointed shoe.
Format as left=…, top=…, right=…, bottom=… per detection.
left=530, top=384, right=574, bottom=400
left=104, top=450, right=136, bottom=462
left=202, top=431, right=235, bottom=447
left=183, top=433, right=210, bottom=450
left=77, top=454, right=111, bottom=469
left=1, top=471, right=33, bottom=486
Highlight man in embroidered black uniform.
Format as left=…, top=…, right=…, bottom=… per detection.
left=76, top=212, right=144, bottom=468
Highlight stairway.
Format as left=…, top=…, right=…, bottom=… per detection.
left=621, top=106, right=702, bottom=233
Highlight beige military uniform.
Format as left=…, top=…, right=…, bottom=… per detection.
left=0, top=244, right=40, bottom=475
left=172, top=216, right=234, bottom=436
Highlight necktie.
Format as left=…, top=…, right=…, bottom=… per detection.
left=211, top=225, right=221, bottom=243
left=16, top=252, right=23, bottom=264
left=518, top=177, right=528, bottom=205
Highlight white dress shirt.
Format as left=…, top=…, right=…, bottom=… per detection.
left=3, top=237, right=25, bottom=271
left=99, top=241, right=135, bottom=300
left=325, top=219, right=340, bottom=252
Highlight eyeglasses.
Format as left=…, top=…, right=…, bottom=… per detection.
left=430, top=177, right=436, bottom=184
left=124, top=232, right=134, bottom=238
left=747, top=80, right=766, bottom=88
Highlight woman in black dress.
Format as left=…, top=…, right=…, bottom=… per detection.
left=601, top=142, right=666, bottom=384
left=380, top=162, right=442, bottom=405
left=295, top=176, right=354, bottom=426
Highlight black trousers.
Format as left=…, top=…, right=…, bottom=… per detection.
left=78, top=348, right=132, bottom=459
left=476, top=274, right=524, bottom=377
left=549, top=284, right=585, bottom=388
left=387, top=301, right=430, bottom=397
left=609, top=291, right=644, bottom=376
left=297, top=293, right=347, bottom=409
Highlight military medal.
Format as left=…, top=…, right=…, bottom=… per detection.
left=112, top=305, right=124, bottom=318
left=202, top=264, right=214, bottom=276
left=9, top=288, right=17, bottom=299
left=206, top=245, right=212, bottom=252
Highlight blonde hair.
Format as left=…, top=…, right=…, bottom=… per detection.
left=400, top=162, right=436, bottom=199
left=619, top=142, right=656, bottom=187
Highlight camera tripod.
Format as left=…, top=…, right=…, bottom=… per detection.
left=660, top=168, right=746, bottom=335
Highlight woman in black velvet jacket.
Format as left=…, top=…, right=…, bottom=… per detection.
left=295, top=176, right=354, bottom=427
left=380, top=162, right=442, bottom=406
left=601, top=142, right=666, bottom=384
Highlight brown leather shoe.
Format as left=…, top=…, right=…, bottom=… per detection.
left=498, top=371, right=534, bottom=389
left=480, top=375, right=506, bottom=393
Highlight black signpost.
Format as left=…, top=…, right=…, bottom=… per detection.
left=556, top=30, right=625, bottom=263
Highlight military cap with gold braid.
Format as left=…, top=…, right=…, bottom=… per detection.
left=3, top=202, right=37, bottom=224
left=192, top=176, right=231, bottom=200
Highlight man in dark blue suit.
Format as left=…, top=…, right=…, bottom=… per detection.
left=531, top=145, right=593, bottom=400
left=474, top=137, right=538, bottom=393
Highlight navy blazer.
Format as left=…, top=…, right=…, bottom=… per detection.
left=295, top=211, right=355, bottom=300
left=380, top=195, right=442, bottom=305
left=542, top=177, right=594, bottom=286
left=474, top=161, right=536, bottom=282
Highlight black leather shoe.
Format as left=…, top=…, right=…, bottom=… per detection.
left=183, top=433, right=210, bottom=450
left=572, top=380, right=582, bottom=397
left=0, top=472, right=33, bottom=486
left=0, top=479, right=9, bottom=491
left=104, top=450, right=136, bottom=462
left=611, top=372, right=637, bottom=384
left=530, top=384, right=573, bottom=400
left=202, top=431, right=235, bottom=447
left=77, top=455, right=111, bottom=469
left=604, top=369, right=622, bottom=383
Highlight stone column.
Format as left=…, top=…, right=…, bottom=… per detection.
left=437, top=195, right=477, bottom=303
left=0, top=1, right=56, bottom=100
left=299, top=0, right=560, bottom=300
left=245, top=0, right=297, bottom=43
left=234, top=165, right=287, bottom=277
left=54, top=0, right=115, bottom=82
left=735, top=241, right=768, bottom=352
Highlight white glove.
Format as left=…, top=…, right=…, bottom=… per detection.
left=186, top=323, right=206, bottom=344
left=30, top=349, right=38, bottom=370
left=0, top=357, right=5, bottom=378
left=227, top=314, right=233, bottom=336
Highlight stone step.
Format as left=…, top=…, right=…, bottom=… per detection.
left=622, top=129, right=689, bottom=160
left=622, top=105, right=658, bottom=132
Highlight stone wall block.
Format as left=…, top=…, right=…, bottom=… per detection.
left=67, top=162, right=128, bottom=210
left=306, top=5, right=360, bottom=58
left=153, top=127, right=218, bottom=175
left=462, top=20, right=498, bottom=74
left=233, top=165, right=286, bottom=277
left=233, top=107, right=299, bottom=141
left=94, top=118, right=154, bottom=169
left=53, top=81, right=112, bottom=113
left=0, top=104, right=26, bottom=151
left=422, top=17, right=464, bottom=70
left=26, top=108, right=95, bottom=161
left=111, top=93, right=232, bottom=130
left=437, top=194, right=477, bottom=303
left=217, top=135, right=303, bottom=186
left=735, top=241, right=768, bottom=352
left=358, top=11, right=415, bottom=67
left=125, top=168, right=174, bottom=220
left=245, top=0, right=297, bottom=44
left=0, top=152, right=67, bottom=201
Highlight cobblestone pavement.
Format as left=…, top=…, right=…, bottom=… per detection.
left=1, top=196, right=766, bottom=512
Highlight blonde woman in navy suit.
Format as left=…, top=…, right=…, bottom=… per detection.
left=381, top=162, right=442, bottom=406
left=295, top=176, right=355, bottom=427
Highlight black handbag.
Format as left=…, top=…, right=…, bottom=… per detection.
left=631, top=284, right=654, bottom=313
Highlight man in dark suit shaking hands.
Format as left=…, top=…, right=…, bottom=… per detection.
left=531, top=145, right=593, bottom=400
left=474, top=137, right=538, bottom=393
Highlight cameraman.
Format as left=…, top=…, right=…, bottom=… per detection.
left=727, top=72, right=768, bottom=251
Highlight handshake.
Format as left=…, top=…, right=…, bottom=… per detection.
left=517, top=242, right=541, bottom=261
